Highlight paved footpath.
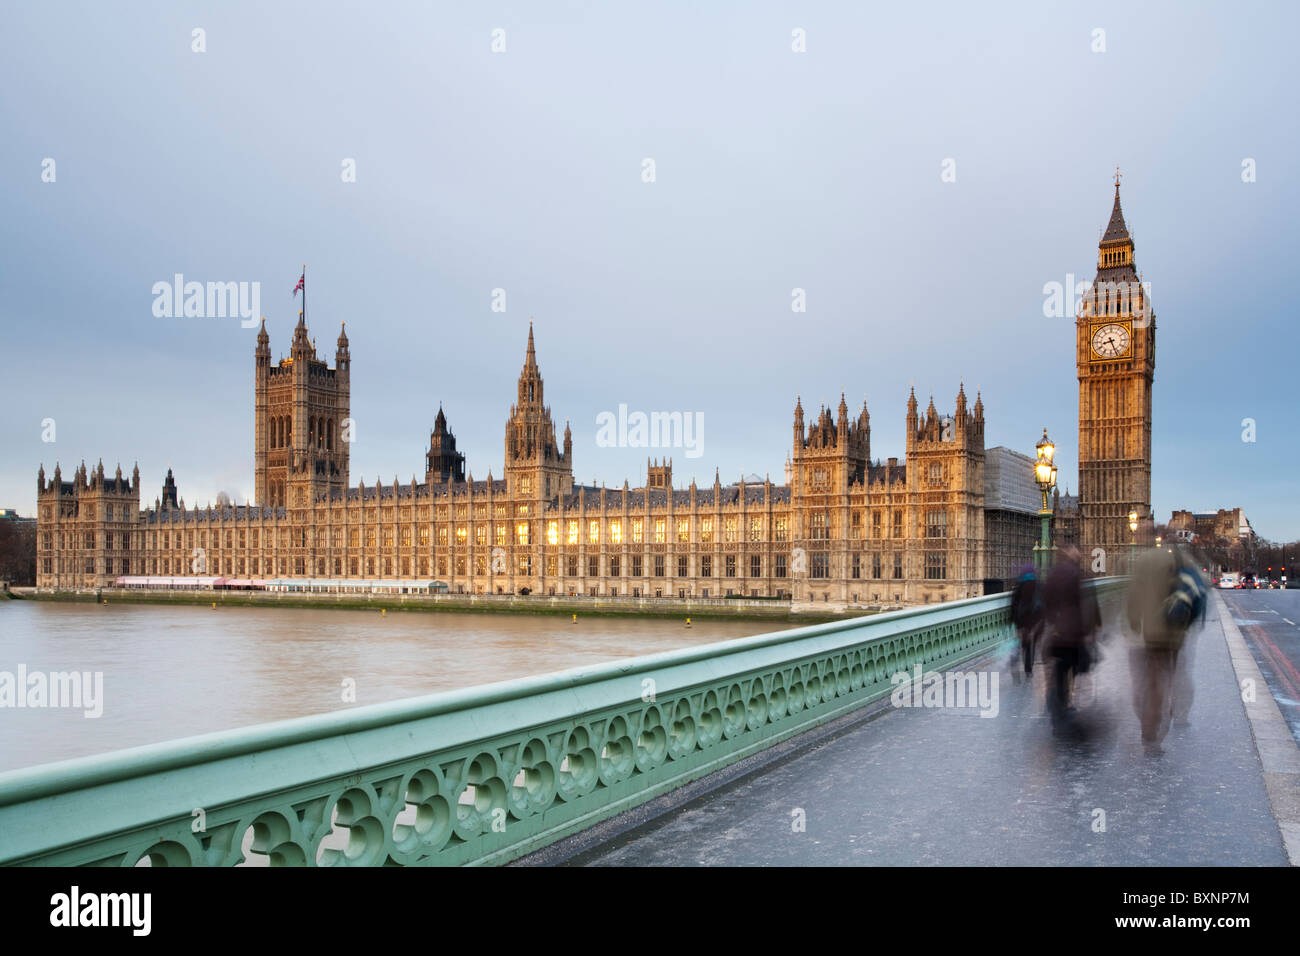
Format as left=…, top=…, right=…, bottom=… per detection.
left=558, top=593, right=1296, bottom=866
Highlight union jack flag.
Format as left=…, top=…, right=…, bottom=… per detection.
left=293, top=272, right=304, bottom=296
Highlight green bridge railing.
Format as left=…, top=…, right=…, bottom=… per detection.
left=0, top=579, right=1125, bottom=866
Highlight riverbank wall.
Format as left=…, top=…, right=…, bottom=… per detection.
left=8, top=587, right=882, bottom=623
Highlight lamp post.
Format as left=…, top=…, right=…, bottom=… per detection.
left=1128, top=510, right=1138, bottom=574
left=1032, top=428, right=1058, bottom=574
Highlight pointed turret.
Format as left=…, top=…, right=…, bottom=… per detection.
left=256, top=317, right=270, bottom=363
left=1094, top=172, right=1138, bottom=284
left=1103, top=180, right=1129, bottom=242
left=291, top=310, right=312, bottom=357
left=335, top=321, right=350, bottom=372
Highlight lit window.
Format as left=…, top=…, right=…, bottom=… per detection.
left=677, top=519, right=689, bottom=543
left=547, top=520, right=559, bottom=545
left=632, top=518, right=643, bottom=544
left=589, top=520, right=600, bottom=545
left=654, top=519, right=665, bottom=543
left=516, top=522, right=530, bottom=545
left=610, top=521, right=622, bottom=544
left=700, top=518, right=713, bottom=543
left=567, top=520, right=579, bottom=545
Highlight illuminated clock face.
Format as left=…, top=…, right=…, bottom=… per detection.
left=1091, top=323, right=1131, bottom=358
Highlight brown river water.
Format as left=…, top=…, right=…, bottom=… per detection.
left=0, top=600, right=788, bottom=773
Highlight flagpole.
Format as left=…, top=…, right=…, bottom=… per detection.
left=302, top=263, right=306, bottom=326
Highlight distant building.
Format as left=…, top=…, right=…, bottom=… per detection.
left=1052, top=490, right=1082, bottom=553
left=983, top=447, right=1040, bottom=584
left=1169, top=508, right=1254, bottom=543
left=36, top=321, right=992, bottom=605
left=0, top=508, right=38, bottom=586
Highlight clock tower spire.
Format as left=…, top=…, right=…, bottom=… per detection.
left=1076, top=176, right=1155, bottom=573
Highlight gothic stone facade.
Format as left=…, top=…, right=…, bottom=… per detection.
left=1076, top=182, right=1155, bottom=574
left=37, top=323, right=987, bottom=604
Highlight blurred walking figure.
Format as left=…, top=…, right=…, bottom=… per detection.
left=1126, top=532, right=1207, bottom=754
left=1008, top=564, right=1044, bottom=682
left=1042, top=545, right=1102, bottom=729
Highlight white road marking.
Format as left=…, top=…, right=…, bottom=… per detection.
left=1284, top=618, right=1296, bottom=626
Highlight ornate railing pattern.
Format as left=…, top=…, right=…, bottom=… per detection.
left=0, top=580, right=1124, bottom=866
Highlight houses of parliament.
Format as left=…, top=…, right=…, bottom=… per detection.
left=34, top=185, right=1155, bottom=603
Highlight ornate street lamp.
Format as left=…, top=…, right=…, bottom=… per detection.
left=1032, top=429, right=1058, bottom=573
left=1128, top=510, right=1139, bottom=573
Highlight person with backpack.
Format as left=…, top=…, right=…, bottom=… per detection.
left=1008, top=564, right=1044, bottom=681
left=1125, top=537, right=1207, bottom=754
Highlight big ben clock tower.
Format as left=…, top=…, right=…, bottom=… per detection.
left=1077, top=173, right=1155, bottom=573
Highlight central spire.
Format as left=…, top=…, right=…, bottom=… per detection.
left=516, top=320, right=543, bottom=409
left=1103, top=175, right=1130, bottom=242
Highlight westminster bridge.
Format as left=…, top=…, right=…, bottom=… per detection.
left=0, top=580, right=1295, bottom=867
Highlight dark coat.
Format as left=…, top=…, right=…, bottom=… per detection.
left=1010, top=576, right=1043, bottom=630
left=1043, top=558, right=1099, bottom=649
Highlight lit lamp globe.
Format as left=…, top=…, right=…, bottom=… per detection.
left=1034, top=429, right=1057, bottom=508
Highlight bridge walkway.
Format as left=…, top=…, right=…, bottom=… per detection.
left=543, top=594, right=1295, bottom=866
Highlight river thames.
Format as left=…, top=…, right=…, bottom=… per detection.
left=0, top=600, right=787, bottom=773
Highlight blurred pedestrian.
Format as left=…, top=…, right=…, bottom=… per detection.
left=1042, top=545, right=1101, bottom=729
left=1125, top=533, right=1207, bottom=754
left=1009, top=564, right=1044, bottom=681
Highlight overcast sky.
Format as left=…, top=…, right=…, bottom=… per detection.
left=2, top=1, right=1297, bottom=538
